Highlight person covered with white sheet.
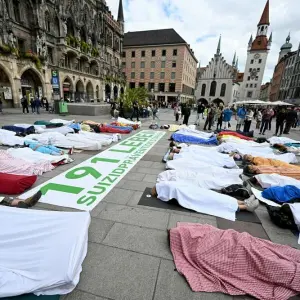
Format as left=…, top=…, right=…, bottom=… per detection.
left=150, top=181, right=259, bottom=221
left=157, top=170, right=242, bottom=190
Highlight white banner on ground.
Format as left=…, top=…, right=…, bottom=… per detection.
left=20, top=130, right=165, bottom=211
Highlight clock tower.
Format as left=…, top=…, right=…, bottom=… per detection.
left=240, top=0, right=271, bottom=101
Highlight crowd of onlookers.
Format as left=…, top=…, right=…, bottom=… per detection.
left=172, top=101, right=300, bottom=137
left=20, top=96, right=50, bottom=114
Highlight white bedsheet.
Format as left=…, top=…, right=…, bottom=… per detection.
left=251, top=187, right=281, bottom=207
left=268, top=136, right=300, bottom=145
left=166, top=158, right=242, bottom=173
left=156, top=181, right=238, bottom=221
left=0, top=206, right=90, bottom=297
left=175, top=128, right=214, bottom=139
left=35, top=126, right=74, bottom=135
left=50, top=119, right=75, bottom=125
left=0, top=130, right=29, bottom=146
left=27, top=132, right=102, bottom=150
left=255, top=173, right=300, bottom=189
left=79, top=131, right=117, bottom=146
left=217, top=142, right=273, bottom=156
left=157, top=170, right=242, bottom=190
left=174, top=149, right=237, bottom=169
left=7, top=148, right=70, bottom=164
left=117, top=117, right=141, bottom=126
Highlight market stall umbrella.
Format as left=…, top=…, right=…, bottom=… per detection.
left=267, top=101, right=293, bottom=106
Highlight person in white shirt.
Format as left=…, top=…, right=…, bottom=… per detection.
left=151, top=181, right=259, bottom=221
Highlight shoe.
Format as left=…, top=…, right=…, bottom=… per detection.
left=259, top=132, right=262, bottom=135
left=68, top=147, right=74, bottom=155
left=23, top=191, right=42, bottom=207
left=244, top=195, right=259, bottom=212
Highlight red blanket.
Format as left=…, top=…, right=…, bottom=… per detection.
left=170, top=223, right=300, bottom=300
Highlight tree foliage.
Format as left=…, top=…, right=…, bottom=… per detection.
left=118, top=87, right=149, bottom=109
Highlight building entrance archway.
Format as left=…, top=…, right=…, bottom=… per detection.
left=113, top=85, right=118, bottom=99
left=213, top=98, right=224, bottom=106
left=20, top=68, right=43, bottom=103
left=86, top=82, right=94, bottom=102
left=198, top=98, right=208, bottom=105
left=105, top=84, right=111, bottom=101
left=0, top=64, right=13, bottom=108
left=62, top=77, right=74, bottom=102
left=75, top=80, right=85, bottom=102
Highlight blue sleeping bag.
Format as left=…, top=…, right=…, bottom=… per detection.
left=172, top=133, right=218, bottom=145
left=262, top=185, right=300, bottom=203
left=2, top=125, right=35, bottom=135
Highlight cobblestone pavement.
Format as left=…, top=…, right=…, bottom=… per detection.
left=1, top=108, right=300, bottom=300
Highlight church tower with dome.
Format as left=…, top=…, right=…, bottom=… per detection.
left=278, top=33, right=293, bottom=62
left=239, top=0, right=271, bottom=101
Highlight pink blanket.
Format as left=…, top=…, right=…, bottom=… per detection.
left=170, top=223, right=300, bottom=300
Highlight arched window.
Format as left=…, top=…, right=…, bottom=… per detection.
left=45, top=11, right=51, bottom=32
left=201, top=84, right=206, bottom=96
left=209, top=81, right=217, bottom=97
left=13, top=0, right=20, bottom=22
left=220, top=83, right=226, bottom=97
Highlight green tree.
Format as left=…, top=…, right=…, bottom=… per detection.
left=118, top=87, right=148, bottom=110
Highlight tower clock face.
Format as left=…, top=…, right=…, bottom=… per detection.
left=254, top=53, right=260, bottom=59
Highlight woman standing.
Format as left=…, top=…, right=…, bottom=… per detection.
left=174, top=104, right=179, bottom=122
left=244, top=108, right=254, bottom=133
left=256, top=110, right=262, bottom=129
left=223, top=107, right=233, bottom=130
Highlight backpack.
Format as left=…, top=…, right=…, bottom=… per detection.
left=221, top=184, right=251, bottom=200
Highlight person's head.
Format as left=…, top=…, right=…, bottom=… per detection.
left=151, top=186, right=158, bottom=197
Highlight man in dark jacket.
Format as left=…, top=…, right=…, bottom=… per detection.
left=183, top=105, right=191, bottom=125
left=130, top=100, right=139, bottom=121
left=284, top=107, right=297, bottom=134
left=275, top=107, right=286, bottom=136
left=203, top=105, right=216, bottom=131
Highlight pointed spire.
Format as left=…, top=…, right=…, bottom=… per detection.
left=232, top=51, right=236, bottom=66
left=258, top=0, right=270, bottom=26
left=248, top=34, right=253, bottom=46
left=269, top=32, right=273, bottom=43
left=236, top=57, right=239, bottom=69
left=117, top=0, right=124, bottom=22
left=286, top=32, right=291, bottom=43
left=216, top=35, right=221, bottom=55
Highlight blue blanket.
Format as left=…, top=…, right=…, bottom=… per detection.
left=172, top=133, right=218, bottom=145
left=2, top=125, right=35, bottom=135
left=262, top=185, right=300, bottom=203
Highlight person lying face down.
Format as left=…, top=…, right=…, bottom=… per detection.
left=151, top=181, right=259, bottom=221
left=1, top=191, right=42, bottom=208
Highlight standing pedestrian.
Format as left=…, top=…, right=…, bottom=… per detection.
left=21, top=96, right=29, bottom=113
left=267, top=107, right=274, bottom=130
left=203, top=105, right=215, bottom=131
left=223, top=107, right=233, bottom=130
left=34, top=96, right=41, bottom=114
left=236, top=106, right=247, bottom=131
left=284, top=107, right=298, bottom=134
left=275, top=107, right=286, bottom=136
left=195, top=102, right=205, bottom=126
left=0, top=98, right=3, bottom=114
left=130, top=100, right=139, bottom=121
left=174, top=104, right=179, bottom=122
left=111, top=100, right=116, bottom=118
left=30, top=97, right=35, bottom=113
left=119, top=99, right=124, bottom=118
left=243, top=108, right=254, bottom=133
left=183, top=105, right=191, bottom=125
left=152, top=104, right=160, bottom=122
left=44, top=98, right=49, bottom=111
left=216, top=105, right=224, bottom=130
left=259, top=107, right=273, bottom=135
left=256, top=110, right=262, bottom=129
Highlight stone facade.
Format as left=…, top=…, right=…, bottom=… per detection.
left=122, top=29, right=198, bottom=104
left=0, top=0, right=125, bottom=108
left=259, top=82, right=271, bottom=101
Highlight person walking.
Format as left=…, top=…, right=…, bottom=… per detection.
left=243, top=108, right=254, bottom=133
left=21, top=96, right=29, bottom=114
left=174, top=104, right=180, bottom=122
left=183, top=105, right=191, bottom=125
left=256, top=110, right=262, bottom=129
left=259, top=107, right=273, bottom=135
left=30, top=97, right=35, bottom=114
left=275, top=107, right=286, bottom=136
left=284, top=107, right=298, bottom=134
left=119, top=99, right=124, bottom=118
left=34, top=96, right=41, bottom=114
left=195, top=102, right=205, bottom=126
left=222, top=107, right=232, bottom=130
left=152, top=104, right=160, bottom=122
left=203, top=105, right=215, bottom=131
left=268, top=107, right=274, bottom=130
left=236, top=106, right=247, bottom=131
left=130, top=100, right=139, bottom=121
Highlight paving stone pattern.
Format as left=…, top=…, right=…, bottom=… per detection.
left=1, top=108, right=300, bottom=300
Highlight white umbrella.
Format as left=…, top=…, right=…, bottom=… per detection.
left=268, top=101, right=293, bottom=106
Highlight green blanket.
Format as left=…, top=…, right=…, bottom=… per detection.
left=34, top=121, right=63, bottom=128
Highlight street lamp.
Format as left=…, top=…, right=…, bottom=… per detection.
left=177, top=92, right=181, bottom=104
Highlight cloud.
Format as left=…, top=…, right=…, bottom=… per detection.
left=108, top=0, right=300, bottom=83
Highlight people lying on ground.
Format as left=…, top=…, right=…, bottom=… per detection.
left=151, top=182, right=259, bottom=217
left=0, top=191, right=42, bottom=208
left=243, top=165, right=300, bottom=180
left=243, top=154, right=299, bottom=168
left=24, top=140, right=67, bottom=156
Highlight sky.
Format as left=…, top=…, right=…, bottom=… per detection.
left=107, top=0, right=300, bottom=83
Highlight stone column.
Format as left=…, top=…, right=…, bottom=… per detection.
left=13, top=78, right=21, bottom=108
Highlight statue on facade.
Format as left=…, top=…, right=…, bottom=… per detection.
left=36, top=31, right=46, bottom=57
left=7, top=31, right=16, bottom=48
left=62, top=17, right=67, bottom=36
